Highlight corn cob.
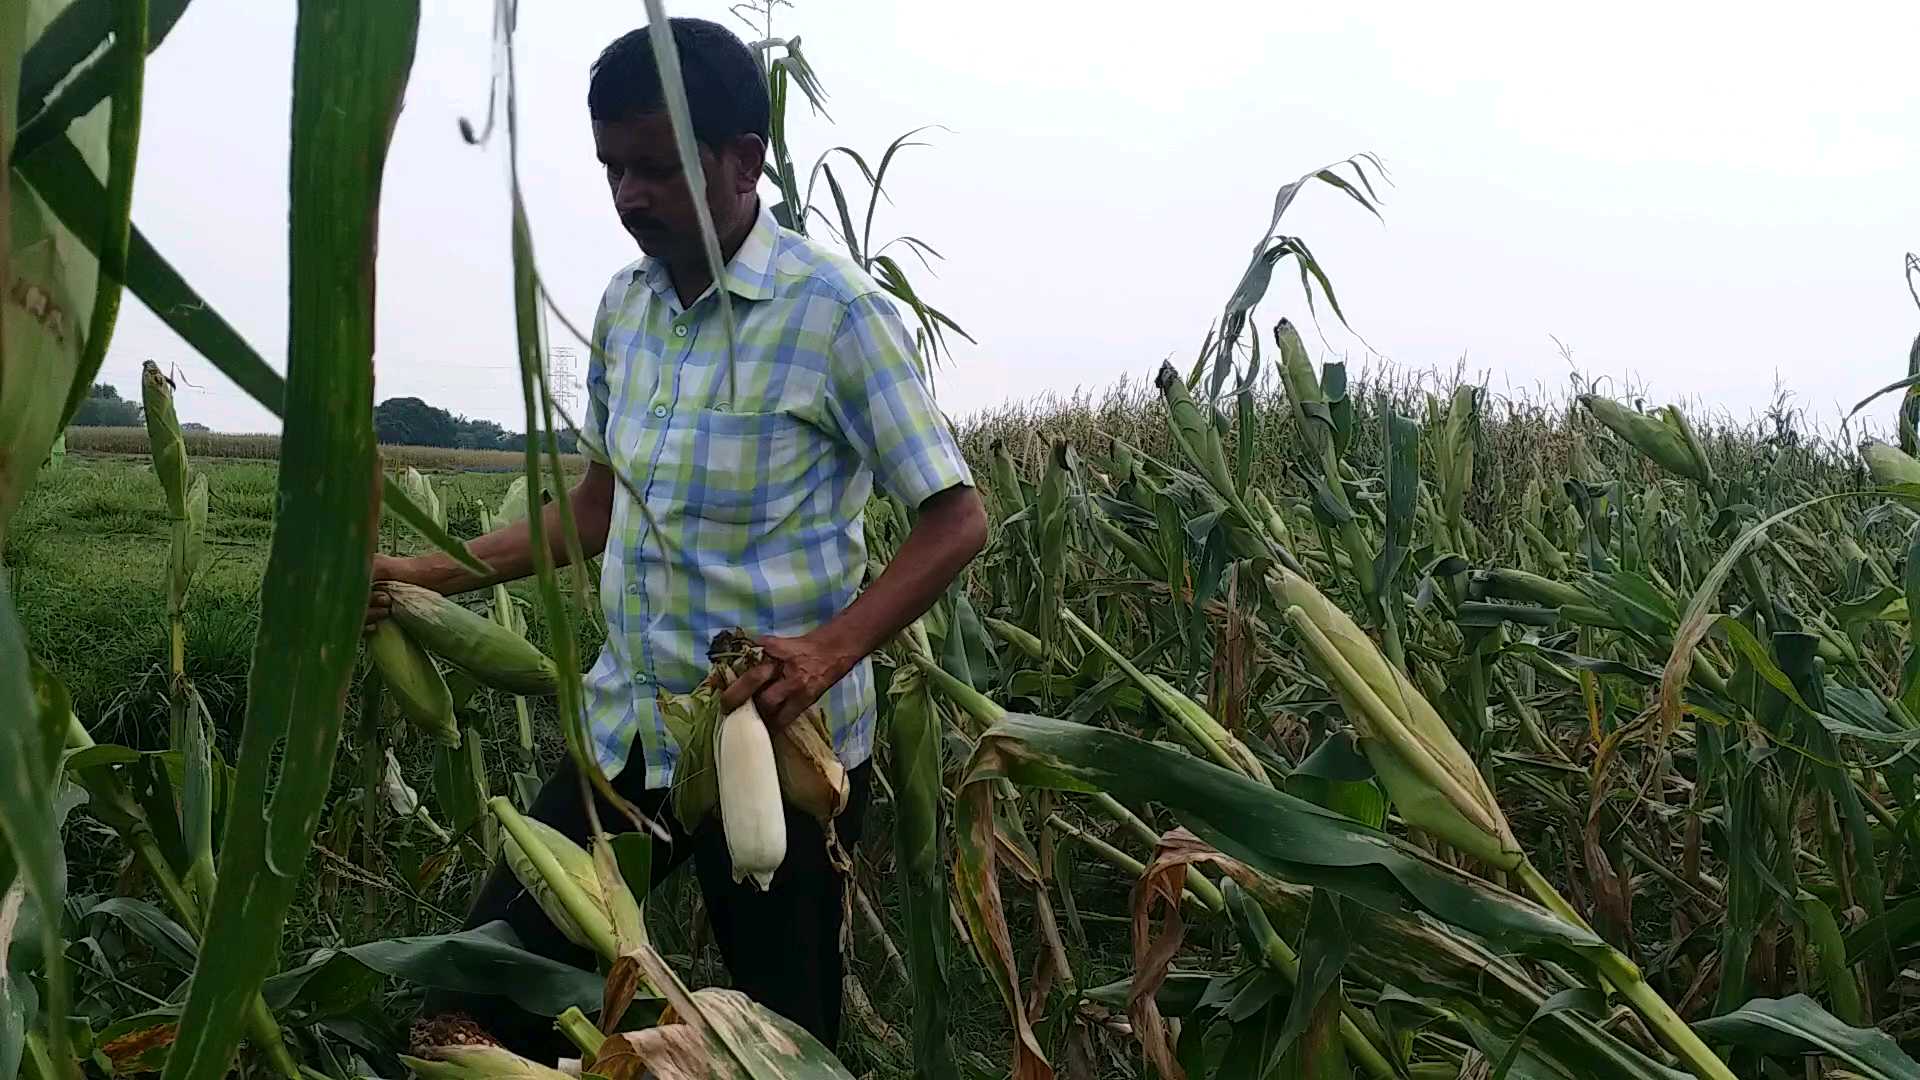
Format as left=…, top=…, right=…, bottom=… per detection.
left=984, top=616, right=1046, bottom=661
left=366, top=621, right=459, bottom=748
left=491, top=798, right=641, bottom=963
left=398, top=466, right=444, bottom=530
left=401, top=1043, right=574, bottom=1080
left=141, top=361, right=188, bottom=519
left=382, top=581, right=560, bottom=695
left=1270, top=567, right=1523, bottom=871
left=1579, top=394, right=1708, bottom=482
left=718, top=700, right=787, bottom=890
left=1864, top=440, right=1920, bottom=488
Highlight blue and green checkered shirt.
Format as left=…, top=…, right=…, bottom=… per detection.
left=576, top=203, right=973, bottom=787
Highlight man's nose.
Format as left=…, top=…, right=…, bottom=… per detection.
left=614, top=175, right=649, bottom=213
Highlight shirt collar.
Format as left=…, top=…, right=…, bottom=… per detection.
left=636, top=202, right=779, bottom=306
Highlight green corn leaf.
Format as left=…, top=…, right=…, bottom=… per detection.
left=14, top=0, right=187, bottom=161
left=0, top=583, right=71, bottom=1070
left=60, top=0, right=146, bottom=427
left=1692, top=995, right=1920, bottom=1078
left=159, top=9, right=417, bottom=1080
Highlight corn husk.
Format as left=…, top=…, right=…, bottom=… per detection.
left=0, top=61, right=103, bottom=542
left=498, top=474, right=532, bottom=524
left=367, top=621, right=459, bottom=747
left=1579, top=394, right=1708, bottom=482
left=1864, top=440, right=1920, bottom=488
left=1155, top=362, right=1237, bottom=498
left=141, top=361, right=188, bottom=519
left=383, top=581, right=559, bottom=695
left=667, top=635, right=849, bottom=829
left=398, top=466, right=444, bottom=530
left=401, top=1044, right=573, bottom=1080
left=1271, top=567, right=1523, bottom=870
left=988, top=438, right=1027, bottom=520
left=492, top=797, right=641, bottom=962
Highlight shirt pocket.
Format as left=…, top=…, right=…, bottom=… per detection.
left=663, top=407, right=814, bottom=528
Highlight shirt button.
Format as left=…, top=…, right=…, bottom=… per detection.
left=673, top=324, right=688, bottom=338
left=652, top=404, right=668, bottom=419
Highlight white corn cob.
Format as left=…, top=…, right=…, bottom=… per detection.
left=717, top=701, right=786, bottom=890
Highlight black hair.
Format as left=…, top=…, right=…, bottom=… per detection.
left=588, top=19, right=770, bottom=146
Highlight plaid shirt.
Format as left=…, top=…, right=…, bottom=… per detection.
left=577, top=204, right=972, bottom=787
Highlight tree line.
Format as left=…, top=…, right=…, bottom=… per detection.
left=71, top=384, right=574, bottom=452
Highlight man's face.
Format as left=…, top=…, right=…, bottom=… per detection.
left=592, top=112, right=758, bottom=261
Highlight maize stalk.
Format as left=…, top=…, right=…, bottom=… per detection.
left=382, top=581, right=560, bottom=695
left=366, top=621, right=460, bottom=748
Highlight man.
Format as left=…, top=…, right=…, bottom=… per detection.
left=368, top=18, right=986, bottom=1058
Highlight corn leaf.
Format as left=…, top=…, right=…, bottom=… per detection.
left=159, top=8, right=416, bottom=1080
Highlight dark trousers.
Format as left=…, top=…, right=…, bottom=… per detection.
left=424, top=754, right=872, bottom=1061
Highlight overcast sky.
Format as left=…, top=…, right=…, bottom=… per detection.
left=96, top=1, right=1920, bottom=436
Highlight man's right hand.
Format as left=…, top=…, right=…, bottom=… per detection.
left=365, top=553, right=415, bottom=629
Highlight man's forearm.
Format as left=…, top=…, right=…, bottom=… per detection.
left=819, top=485, right=988, bottom=658
left=392, top=469, right=613, bottom=595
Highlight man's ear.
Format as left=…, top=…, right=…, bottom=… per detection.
left=728, top=133, right=767, bottom=194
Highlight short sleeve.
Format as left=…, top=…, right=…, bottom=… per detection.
left=574, top=287, right=616, bottom=467
left=823, top=292, right=974, bottom=508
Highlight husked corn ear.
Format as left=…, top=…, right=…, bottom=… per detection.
left=491, top=797, right=640, bottom=963
left=1864, top=440, right=1920, bottom=488
left=367, top=621, right=460, bottom=748
left=382, top=581, right=560, bottom=695
left=718, top=701, right=786, bottom=891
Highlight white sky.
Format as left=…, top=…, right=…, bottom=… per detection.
left=95, top=1, right=1920, bottom=436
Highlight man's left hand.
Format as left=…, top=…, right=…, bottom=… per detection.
left=718, top=629, right=862, bottom=731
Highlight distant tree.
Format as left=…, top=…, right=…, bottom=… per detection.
left=70, top=382, right=141, bottom=427
left=372, top=395, right=568, bottom=450
left=498, top=429, right=579, bottom=454
left=454, top=416, right=508, bottom=450
left=182, top=421, right=209, bottom=432
left=374, top=396, right=459, bottom=447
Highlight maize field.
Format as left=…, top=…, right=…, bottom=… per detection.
left=9, top=1, right=1920, bottom=1079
